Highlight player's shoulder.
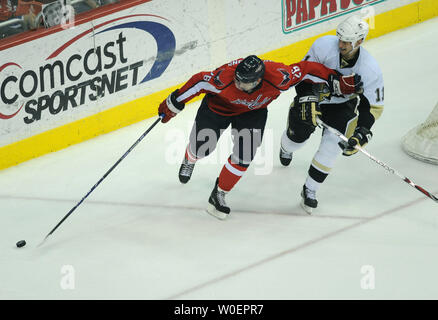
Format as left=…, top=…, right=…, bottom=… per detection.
left=309, top=35, right=339, bottom=61
left=262, top=60, right=297, bottom=89
left=312, top=35, right=338, bottom=52
left=263, top=60, right=291, bottom=78
left=313, top=35, right=339, bottom=49
left=358, top=47, right=383, bottom=80
left=207, top=61, right=237, bottom=88
left=264, top=59, right=288, bottom=70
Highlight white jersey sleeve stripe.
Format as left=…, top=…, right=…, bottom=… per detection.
left=177, top=82, right=222, bottom=103
left=301, top=74, right=328, bottom=84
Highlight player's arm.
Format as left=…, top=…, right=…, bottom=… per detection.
left=302, top=36, right=327, bottom=64
left=339, top=75, right=384, bottom=156
left=285, top=61, right=361, bottom=127
left=295, top=38, right=330, bottom=99
left=360, top=74, right=385, bottom=126
left=274, top=61, right=330, bottom=128
left=357, top=94, right=384, bottom=128
left=292, top=61, right=363, bottom=96
left=158, top=69, right=225, bottom=123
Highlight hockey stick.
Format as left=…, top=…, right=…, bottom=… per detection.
left=316, top=118, right=438, bottom=203
left=38, top=116, right=163, bottom=247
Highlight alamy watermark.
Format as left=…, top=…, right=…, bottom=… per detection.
left=360, top=265, right=375, bottom=290
left=164, top=122, right=274, bottom=175
left=60, top=264, right=75, bottom=290
left=360, top=6, right=376, bottom=30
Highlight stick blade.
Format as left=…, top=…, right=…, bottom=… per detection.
left=37, top=234, right=50, bottom=248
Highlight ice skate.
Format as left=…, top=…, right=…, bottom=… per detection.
left=300, top=185, right=318, bottom=214
left=179, top=156, right=195, bottom=184
left=279, top=146, right=293, bottom=166
left=207, top=179, right=230, bottom=220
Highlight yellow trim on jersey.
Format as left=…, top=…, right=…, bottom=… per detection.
left=345, top=117, right=359, bottom=139
left=1, top=0, right=437, bottom=170
left=370, top=105, right=384, bottom=120
left=311, top=159, right=332, bottom=174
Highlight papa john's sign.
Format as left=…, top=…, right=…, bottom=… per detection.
left=282, top=0, right=386, bottom=33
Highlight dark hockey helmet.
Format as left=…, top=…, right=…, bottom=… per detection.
left=235, top=55, right=265, bottom=83
left=234, top=55, right=265, bottom=92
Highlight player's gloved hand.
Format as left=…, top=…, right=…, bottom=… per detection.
left=291, top=95, right=321, bottom=127
left=158, top=90, right=185, bottom=123
left=338, top=126, right=372, bottom=156
left=328, top=72, right=363, bottom=96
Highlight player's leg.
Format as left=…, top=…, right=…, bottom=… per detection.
left=301, top=100, right=358, bottom=214
left=179, top=99, right=230, bottom=183
left=280, top=98, right=317, bottom=166
left=207, top=108, right=268, bottom=219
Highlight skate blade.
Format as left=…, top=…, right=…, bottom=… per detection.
left=178, top=175, right=190, bottom=184
left=300, top=199, right=313, bottom=215
left=206, top=204, right=228, bottom=220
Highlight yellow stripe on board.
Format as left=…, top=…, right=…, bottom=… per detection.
left=1, top=0, right=437, bottom=170
left=0, top=84, right=186, bottom=169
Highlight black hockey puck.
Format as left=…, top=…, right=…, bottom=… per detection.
left=16, top=240, right=26, bottom=248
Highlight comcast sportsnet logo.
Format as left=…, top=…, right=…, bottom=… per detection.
left=282, top=0, right=385, bottom=33
left=0, top=14, right=175, bottom=123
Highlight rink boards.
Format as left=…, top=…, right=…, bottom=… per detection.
left=0, top=0, right=437, bottom=170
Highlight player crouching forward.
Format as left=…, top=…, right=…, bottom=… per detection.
left=158, top=55, right=363, bottom=220
left=279, top=16, right=384, bottom=214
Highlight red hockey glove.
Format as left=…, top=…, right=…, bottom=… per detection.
left=158, top=90, right=185, bottom=123
left=328, top=72, right=363, bottom=96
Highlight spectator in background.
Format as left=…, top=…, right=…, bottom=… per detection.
left=84, top=0, right=120, bottom=9
left=0, top=0, right=14, bottom=21
left=18, top=0, right=74, bottom=30
left=1, top=0, right=120, bottom=34
left=85, top=0, right=120, bottom=9
left=0, top=0, right=42, bottom=31
left=14, top=0, right=43, bottom=30
left=85, top=0, right=98, bottom=9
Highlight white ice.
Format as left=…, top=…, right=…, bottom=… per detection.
left=1, top=18, right=438, bottom=300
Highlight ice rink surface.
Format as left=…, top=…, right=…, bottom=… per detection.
left=1, top=18, right=438, bottom=300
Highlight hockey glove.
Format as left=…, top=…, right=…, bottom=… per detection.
left=338, top=126, right=373, bottom=156
left=158, top=90, right=185, bottom=123
left=291, top=95, right=321, bottom=127
left=328, top=72, right=363, bottom=96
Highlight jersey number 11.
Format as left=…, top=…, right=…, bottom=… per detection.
left=375, top=87, right=384, bottom=102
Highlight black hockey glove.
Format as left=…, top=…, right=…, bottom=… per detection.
left=338, top=126, right=372, bottom=156
left=291, top=95, right=321, bottom=127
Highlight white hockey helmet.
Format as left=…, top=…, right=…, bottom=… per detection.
left=336, top=15, right=369, bottom=49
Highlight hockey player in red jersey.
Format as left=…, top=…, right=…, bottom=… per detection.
left=158, top=55, right=362, bottom=220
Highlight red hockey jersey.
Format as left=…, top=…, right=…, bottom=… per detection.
left=175, top=59, right=336, bottom=116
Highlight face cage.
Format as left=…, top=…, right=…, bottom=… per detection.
left=234, top=78, right=260, bottom=92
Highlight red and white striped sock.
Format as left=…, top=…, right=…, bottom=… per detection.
left=218, top=157, right=248, bottom=192
left=185, top=144, right=198, bottom=164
